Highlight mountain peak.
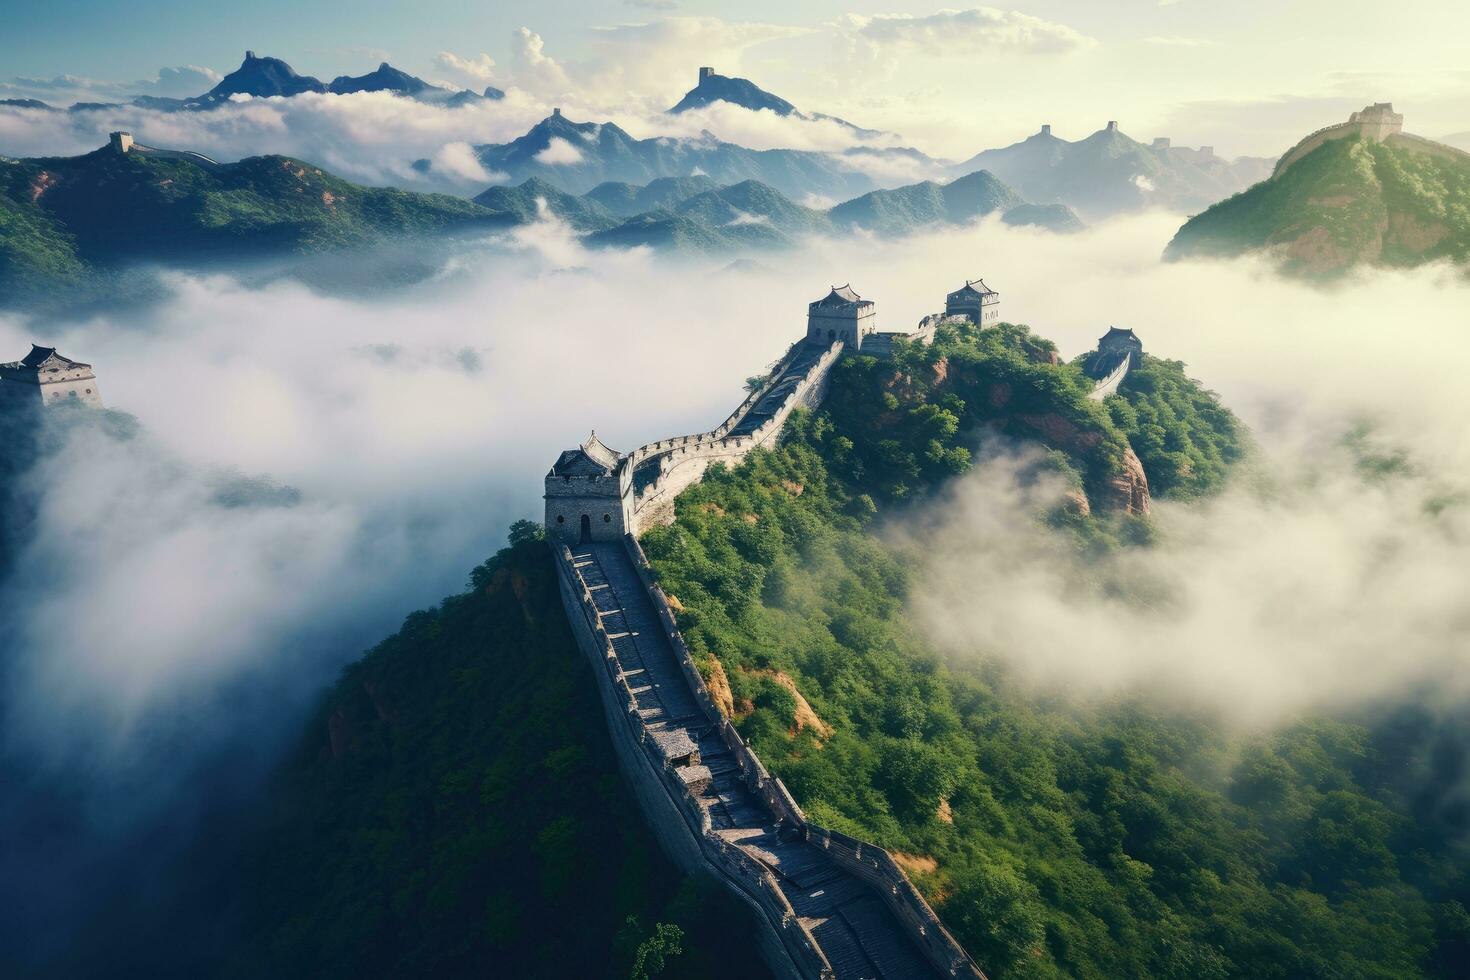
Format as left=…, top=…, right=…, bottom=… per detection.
left=327, top=62, right=429, bottom=95
left=668, top=67, right=797, bottom=117
left=205, top=51, right=327, bottom=101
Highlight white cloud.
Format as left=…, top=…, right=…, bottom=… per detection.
left=434, top=51, right=498, bottom=86
left=138, top=64, right=222, bottom=96
left=0, top=92, right=547, bottom=192
left=509, top=26, right=572, bottom=97
left=840, top=7, right=1098, bottom=57
left=0, top=65, right=221, bottom=105
left=432, top=140, right=500, bottom=183
left=534, top=135, right=585, bottom=164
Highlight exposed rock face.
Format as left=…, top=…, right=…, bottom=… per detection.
left=1108, top=446, right=1152, bottom=515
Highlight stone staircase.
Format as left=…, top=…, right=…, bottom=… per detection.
left=572, top=542, right=943, bottom=979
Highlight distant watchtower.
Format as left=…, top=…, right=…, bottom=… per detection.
left=944, top=279, right=999, bottom=324
left=0, top=345, right=103, bottom=408
left=806, top=285, right=877, bottom=350
left=699, top=67, right=715, bottom=83
left=1349, top=102, right=1404, bottom=140
left=544, top=432, right=629, bottom=544
left=109, top=131, right=133, bottom=154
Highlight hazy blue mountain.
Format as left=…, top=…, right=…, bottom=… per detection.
left=828, top=170, right=1026, bottom=235
left=669, top=70, right=799, bottom=116
left=328, top=62, right=497, bottom=105
left=577, top=170, right=1076, bottom=253
left=667, top=68, right=882, bottom=138
left=194, top=51, right=327, bottom=106
left=583, top=176, right=720, bottom=216
left=1000, top=202, right=1086, bottom=233
left=586, top=210, right=791, bottom=252
left=328, top=62, right=432, bottom=96
left=952, top=123, right=1274, bottom=219
left=674, top=180, right=832, bottom=237
left=469, top=110, right=883, bottom=202
left=472, top=177, right=619, bottom=231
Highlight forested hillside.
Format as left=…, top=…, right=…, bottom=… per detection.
left=229, top=528, right=771, bottom=980
left=0, top=146, right=509, bottom=305
left=637, top=325, right=1467, bottom=977
left=1165, top=135, right=1470, bottom=275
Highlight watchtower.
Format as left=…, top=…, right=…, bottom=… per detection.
left=806, top=285, right=876, bottom=350
left=1349, top=102, right=1404, bottom=141
left=544, top=432, right=630, bottom=544
left=944, top=280, right=999, bottom=325
left=0, top=345, right=103, bottom=408
left=699, top=67, right=715, bottom=83
left=1083, top=327, right=1143, bottom=380
left=109, top=131, right=133, bottom=154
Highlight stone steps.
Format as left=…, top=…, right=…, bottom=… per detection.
left=576, top=543, right=940, bottom=979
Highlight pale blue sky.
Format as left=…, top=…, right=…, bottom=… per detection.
left=4, top=1, right=1467, bottom=156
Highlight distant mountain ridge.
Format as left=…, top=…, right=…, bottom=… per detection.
left=465, top=109, right=888, bottom=203
left=477, top=166, right=1084, bottom=250
left=0, top=137, right=514, bottom=306
left=2, top=51, right=505, bottom=114
left=0, top=135, right=1082, bottom=310
left=953, top=121, right=1274, bottom=219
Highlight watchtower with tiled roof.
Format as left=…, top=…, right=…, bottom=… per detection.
left=544, top=431, right=632, bottom=544
left=806, top=284, right=877, bottom=350
left=944, top=279, right=999, bottom=325
left=0, top=345, right=103, bottom=409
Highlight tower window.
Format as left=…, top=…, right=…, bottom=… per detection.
left=556, top=515, right=565, bottom=524
left=603, top=514, right=611, bottom=523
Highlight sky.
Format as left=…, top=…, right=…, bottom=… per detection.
left=3, top=1, right=1468, bottom=158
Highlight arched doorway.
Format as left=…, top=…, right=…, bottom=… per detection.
left=579, top=514, right=592, bottom=543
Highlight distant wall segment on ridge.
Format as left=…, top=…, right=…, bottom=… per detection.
left=1270, top=103, right=1470, bottom=178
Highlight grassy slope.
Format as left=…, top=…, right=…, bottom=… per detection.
left=639, top=329, right=1467, bottom=977
left=1165, top=135, right=1470, bottom=274
left=230, top=533, right=771, bottom=980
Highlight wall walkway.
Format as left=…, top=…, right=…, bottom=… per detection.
left=554, top=537, right=984, bottom=979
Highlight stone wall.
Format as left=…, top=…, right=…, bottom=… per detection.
left=621, top=536, right=985, bottom=979
left=553, top=543, right=831, bottom=980
left=628, top=340, right=842, bottom=535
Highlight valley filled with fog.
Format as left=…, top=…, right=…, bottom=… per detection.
left=2, top=205, right=1469, bottom=966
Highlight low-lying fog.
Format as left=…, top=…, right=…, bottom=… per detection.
left=2, top=211, right=1468, bottom=968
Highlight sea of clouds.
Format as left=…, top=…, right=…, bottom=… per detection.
left=2, top=209, right=1469, bottom=968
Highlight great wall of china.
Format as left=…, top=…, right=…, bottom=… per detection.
left=1270, top=103, right=1470, bottom=179
left=543, top=282, right=1145, bottom=979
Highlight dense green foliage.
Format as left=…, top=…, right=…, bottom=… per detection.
left=815, top=319, right=1131, bottom=510
left=1104, top=355, right=1249, bottom=499
left=640, top=415, right=1468, bottom=978
left=1165, top=135, right=1470, bottom=274
left=0, top=147, right=510, bottom=304
left=231, top=530, right=770, bottom=980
